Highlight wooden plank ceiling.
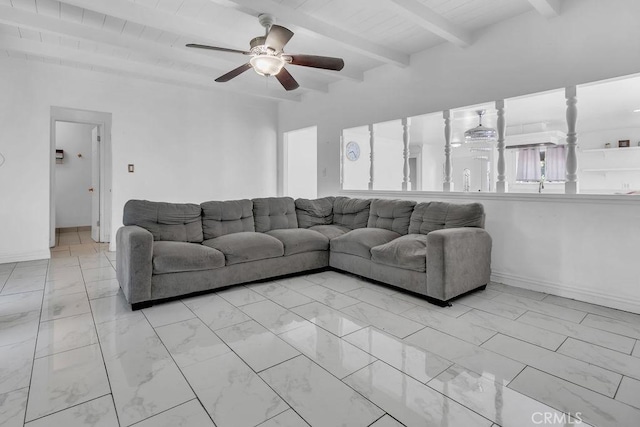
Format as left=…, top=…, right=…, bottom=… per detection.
left=0, top=0, right=560, bottom=101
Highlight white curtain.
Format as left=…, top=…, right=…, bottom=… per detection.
left=516, top=147, right=541, bottom=181
left=545, top=145, right=566, bottom=181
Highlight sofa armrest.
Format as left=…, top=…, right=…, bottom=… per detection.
left=426, top=228, right=492, bottom=301
left=116, top=226, right=153, bottom=305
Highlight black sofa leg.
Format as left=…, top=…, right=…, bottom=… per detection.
left=131, top=301, right=153, bottom=311
left=478, top=284, right=487, bottom=290
left=423, top=295, right=452, bottom=307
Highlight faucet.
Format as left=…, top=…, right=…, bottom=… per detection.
left=538, top=177, right=545, bottom=193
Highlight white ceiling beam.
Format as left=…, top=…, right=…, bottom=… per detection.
left=0, top=36, right=300, bottom=102
left=386, top=0, right=472, bottom=47
left=0, top=5, right=330, bottom=93
left=222, top=0, right=410, bottom=67
left=527, top=0, right=561, bottom=18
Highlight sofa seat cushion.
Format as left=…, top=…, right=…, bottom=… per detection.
left=266, top=229, right=329, bottom=256
left=330, top=228, right=401, bottom=259
left=202, top=232, right=284, bottom=265
left=370, top=234, right=429, bottom=272
left=152, top=241, right=225, bottom=274
left=309, top=225, right=351, bottom=240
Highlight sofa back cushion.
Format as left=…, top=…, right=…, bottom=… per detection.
left=295, top=197, right=335, bottom=228
left=123, top=199, right=203, bottom=243
left=252, top=197, right=298, bottom=232
left=367, top=199, right=416, bottom=235
left=332, top=197, right=371, bottom=229
left=408, top=201, right=485, bottom=234
left=201, top=199, right=255, bottom=240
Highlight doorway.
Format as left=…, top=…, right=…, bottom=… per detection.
left=53, top=122, right=100, bottom=245
left=50, top=107, right=112, bottom=248
left=283, top=126, right=317, bottom=199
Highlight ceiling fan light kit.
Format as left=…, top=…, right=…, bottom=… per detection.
left=186, top=14, right=344, bottom=91
left=465, top=110, right=498, bottom=142
left=250, top=55, right=285, bottom=77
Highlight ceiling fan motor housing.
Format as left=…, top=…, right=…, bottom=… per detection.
left=258, top=13, right=275, bottom=31
left=250, top=36, right=268, bottom=53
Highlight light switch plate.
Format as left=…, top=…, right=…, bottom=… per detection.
left=128, top=164, right=134, bottom=173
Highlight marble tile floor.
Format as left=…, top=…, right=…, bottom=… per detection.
left=2, top=256, right=640, bottom=426
left=51, top=229, right=110, bottom=258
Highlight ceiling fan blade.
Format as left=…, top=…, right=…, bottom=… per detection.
left=288, top=54, right=344, bottom=71
left=215, top=63, right=253, bottom=82
left=265, top=25, right=294, bottom=52
left=275, top=68, right=300, bottom=91
left=186, top=44, right=250, bottom=55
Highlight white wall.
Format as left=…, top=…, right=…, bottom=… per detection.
left=54, top=122, right=95, bottom=228
left=285, top=126, right=317, bottom=199
left=0, top=57, right=278, bottom=262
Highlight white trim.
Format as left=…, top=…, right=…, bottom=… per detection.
left=0, top=250, right=50, bottom=264
left=282, top=132, right=290, bottom=196
left=491, top=271, right=640, bottom=315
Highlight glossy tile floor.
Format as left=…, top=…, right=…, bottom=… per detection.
left=2, top=253, right=640, bottom=426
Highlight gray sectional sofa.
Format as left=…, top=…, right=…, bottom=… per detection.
left=116, top=196, right=491, bottom=309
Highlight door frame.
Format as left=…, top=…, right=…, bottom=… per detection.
left=50, top=107, right=112, bottom=248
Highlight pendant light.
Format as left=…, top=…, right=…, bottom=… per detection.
left=465, top=110, right=497, bottom=142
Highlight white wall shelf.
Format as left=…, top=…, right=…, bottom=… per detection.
left=582, top=146, right=640, bottom=153
left=581, top=168, right=640, bottom=173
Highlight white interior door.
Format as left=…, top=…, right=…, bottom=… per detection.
left=91, top=126, right=100, bottom=242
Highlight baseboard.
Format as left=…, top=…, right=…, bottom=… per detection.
left=491, top=271, right=640, bottom=315
left=0, top=249, right=51, bottom=264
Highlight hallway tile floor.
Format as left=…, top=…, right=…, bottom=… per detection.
left=1, top=255, right=640, bottom=426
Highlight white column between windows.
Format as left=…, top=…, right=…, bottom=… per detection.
left=368, top=124, right=375, bottom=190
left=496, top=100, right=507, bottom=193
left=402, top=117, right=411, bottom=191
left=443, top=110, right=453, bottom=192
left=565, top=86, right=579, bottom=194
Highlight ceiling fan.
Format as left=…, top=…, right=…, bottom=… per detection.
left=186, top=14, right=344, bottom=91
